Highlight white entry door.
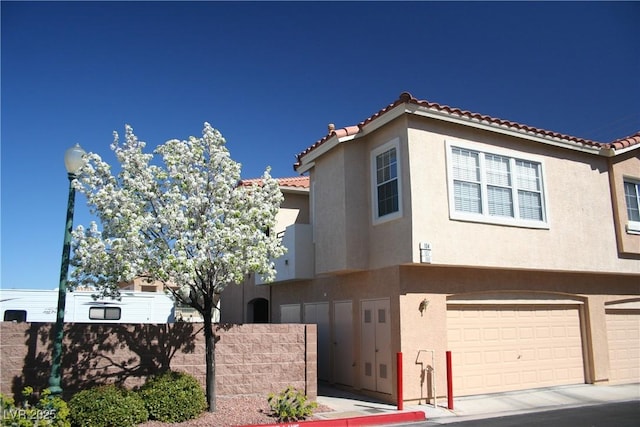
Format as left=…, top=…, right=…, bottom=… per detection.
left=333, top=300, right=354, bottom=386
left=304, top=302, right=330, bottom=381
left=361, top=298, right=392, bottom=394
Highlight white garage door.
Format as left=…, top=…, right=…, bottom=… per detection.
left=447, top=305, right=585, bottom=396
left=606, top=310, right=640, bottom=384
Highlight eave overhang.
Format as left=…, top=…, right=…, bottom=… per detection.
left=294, top=92, right=639, bottom=173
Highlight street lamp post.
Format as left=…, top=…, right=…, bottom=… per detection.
left=48, top=143, right=86, bottom=397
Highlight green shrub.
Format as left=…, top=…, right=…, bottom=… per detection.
left=139, top=371, right=206, bottom=422
left=68, top=384, right=148, bottom=427
left=267, top=386, right=318, bottom=422
left=1, top=387, right=70, bottom=427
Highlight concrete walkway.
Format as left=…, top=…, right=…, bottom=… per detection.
left=315, top=382, right=640, bottom=424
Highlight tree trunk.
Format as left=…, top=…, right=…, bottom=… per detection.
left=203, top=307, right=216, bottom=412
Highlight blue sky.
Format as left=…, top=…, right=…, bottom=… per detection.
left=1, top=1, right=638, bottom=290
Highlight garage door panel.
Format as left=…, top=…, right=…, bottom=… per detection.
left=521, top=370, right=536, bottom=383
left=466, top=374, right=483, bottom=389
left=537, top=348, right=552, bottom=360
left=504, top=373, right=519, bottom=385
left=502, top=328, right=517, bottom=340
left=538, top=369, right=553, bottom=381
left=483, top=328, right=500, bottom=340
left=465, top=352, right=483, bottom=365
left=484, top=350, right=501, bottom=363
left=605, top=310, right=640, bottom=384
left=465, top=328, right=481, bottom=341
left=448, top=305, right=585, bottom=396
left=535, top=327, right=551, bottom=338
left=568, top=347, right=583, bottom=358
left=553, top=347, right=569, bottom=358
left=520, top=348, right=536, bottom=359
left=486, top=374, right=501, bottom=387
left=520, top=327, right=534, bottom=339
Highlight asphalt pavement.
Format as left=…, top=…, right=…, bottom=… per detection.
left=413, top=401, right=640, bottom=427
left=315, top=382, right=640, bottom=425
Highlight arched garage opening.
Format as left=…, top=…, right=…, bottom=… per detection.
left=248, top=298, right=269, bottom=323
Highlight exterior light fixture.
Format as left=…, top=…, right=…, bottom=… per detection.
left=419, top=299, right=430, bottom=316
left=48, top=143, right=86, bottom=396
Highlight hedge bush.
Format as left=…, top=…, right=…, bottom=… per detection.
left=68, top=384, right=148, bottom=427
left=139, top=371, right=207, bottom=422
left=1, top=387, right=70, bottom=427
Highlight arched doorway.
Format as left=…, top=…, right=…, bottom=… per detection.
left=248, top=298, right=269, bottom=323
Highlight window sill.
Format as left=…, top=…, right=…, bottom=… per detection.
left=450, top=212, right=549, bottom=229
left=626, top=221, right=640, bottom=235
left=373, top=211, right=403, bottom=226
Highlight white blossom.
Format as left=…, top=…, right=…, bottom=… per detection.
left=71, top=122, right=284, bottom=297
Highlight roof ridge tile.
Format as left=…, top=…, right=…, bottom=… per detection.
left=294, top=92, right=639, bottom=170
left=607, top=131, right=640, bottom=150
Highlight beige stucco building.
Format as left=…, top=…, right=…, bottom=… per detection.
left=221, top=92, right=640, bottom=404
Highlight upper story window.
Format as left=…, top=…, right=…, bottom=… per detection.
left=371, top=138, right=402, bottom=223
left=447, top=141, right=548, bottom=228
left=623, top=180, right=640, bottom=234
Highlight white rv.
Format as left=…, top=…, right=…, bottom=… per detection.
left=0, top=289, right=175, bottom=323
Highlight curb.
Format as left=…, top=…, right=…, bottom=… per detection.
left=239, top=410, right=426, bottom=427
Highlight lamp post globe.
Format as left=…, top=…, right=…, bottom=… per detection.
left=48, top=143, right=86, bottom=397
left=64, top=144, right=86, bottom=175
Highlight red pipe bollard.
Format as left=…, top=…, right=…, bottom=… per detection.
left=397, top=352, right=403, bottom=410
left=446, top=350, right=453, bottom=410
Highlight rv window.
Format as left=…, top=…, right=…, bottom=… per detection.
left=89, top=307, right=121, bottom=320
left=4, top=310, right=27, bottom=322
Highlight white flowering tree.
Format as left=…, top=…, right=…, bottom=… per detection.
left=69, top=123, right=285, bottom=411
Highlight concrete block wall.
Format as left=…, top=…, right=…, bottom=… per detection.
left=0, top=322, right=317, bottom=401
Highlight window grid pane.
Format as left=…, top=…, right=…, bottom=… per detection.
left=452, top=148, right=480, bottom=182
left=518, top=190, right=543, bottom=221
left=376, top=148, right=397, bottom=185
left=376, top=147, right=399, bottom=217
left=516, top=160, right=540, bottom=191
left=454, top=181, right=482, bottom=213
left=378, top=180, right=399, bottom=217
left=488, top=186, right=514, bottom=217
left=485, top=154, right=511, bottom=186
left=624, top=181, right=640, bottom=222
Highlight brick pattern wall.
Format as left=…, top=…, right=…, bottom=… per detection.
left=0, top=322, right=316, bottom=400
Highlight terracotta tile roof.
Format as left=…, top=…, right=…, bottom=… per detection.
left=241, top=176, right=310, bottom=189
left=606, top=131, right=640, bottom=150
left=294, top=92, right=639, bottom=170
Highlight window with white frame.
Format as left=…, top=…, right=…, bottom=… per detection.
left=371, top=139, right=402, bottom=223
left=447, top=142, right=547, bottom=227
left=623, top=180, right=640, bottom=234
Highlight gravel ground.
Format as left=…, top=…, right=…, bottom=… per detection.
left=138, top=395, right=334, bottom=427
